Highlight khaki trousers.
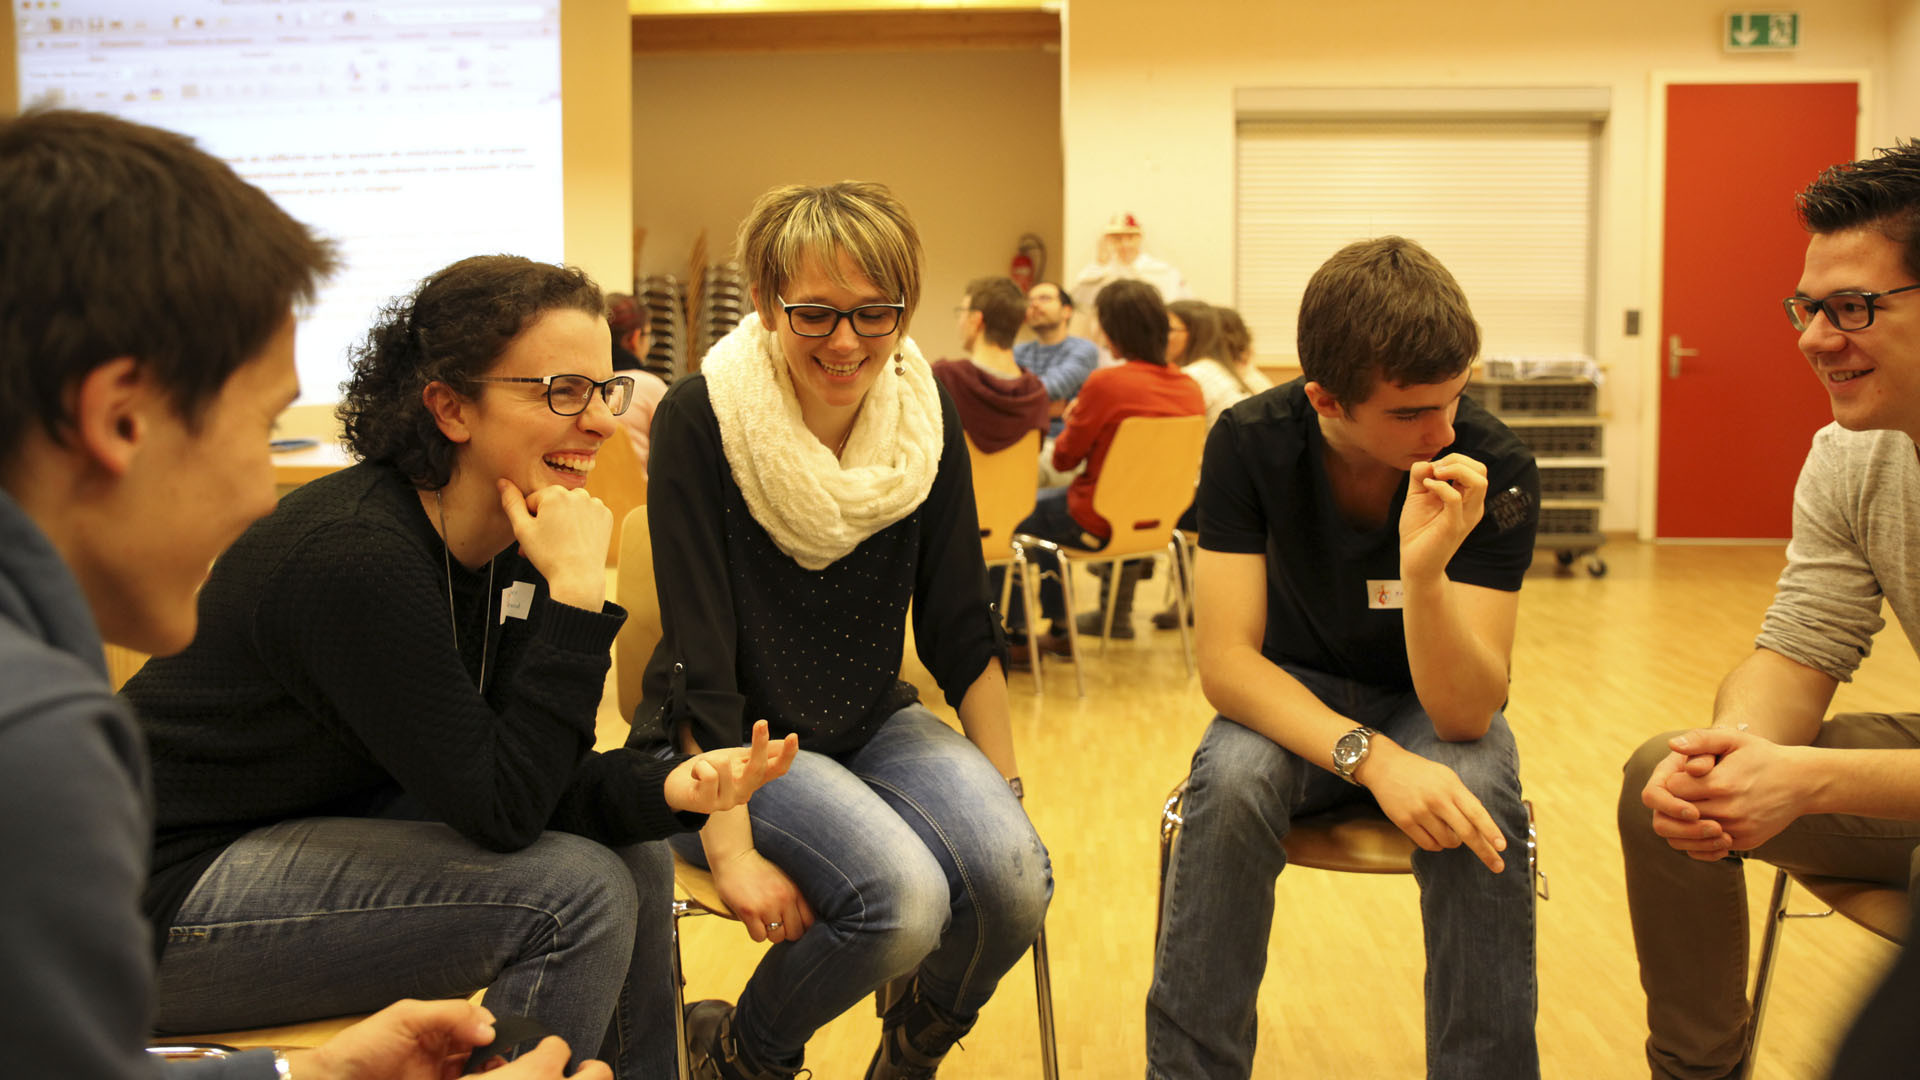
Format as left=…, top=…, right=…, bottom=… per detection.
left=1618, top=713, right=1920, bottom=1080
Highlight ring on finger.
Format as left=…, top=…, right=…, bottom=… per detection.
left=766, top=921, right=783, bottom=931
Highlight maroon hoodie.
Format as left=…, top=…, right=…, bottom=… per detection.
left=930, top=358, right=1051, bottom=453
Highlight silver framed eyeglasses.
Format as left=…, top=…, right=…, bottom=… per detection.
left=1782, top=282, right=1920, bottom=332
left=777, top=294, right=906, bottom=338
left=471, top=373, right=635, bottom=416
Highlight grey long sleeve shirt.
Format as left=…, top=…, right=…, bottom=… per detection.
left=1756, top=423, right=1920, bottom=681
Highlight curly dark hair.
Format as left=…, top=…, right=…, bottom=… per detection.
left=337, top=255, right=604, bottom=489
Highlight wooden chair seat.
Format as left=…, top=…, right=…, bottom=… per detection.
left=150, top=1013, right=368, bottom=1059
left=1282, top=803, right=1418, bottom=874
left=1793, top=872, right=1908, bottom=943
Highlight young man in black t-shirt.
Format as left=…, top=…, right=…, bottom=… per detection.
left=1145, top=236, right=1542, bottom=1080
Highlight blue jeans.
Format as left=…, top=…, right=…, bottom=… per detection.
left=671, top=705, right=1052, bottom=1069
left=995, top=488, right=1106, bottom=633
left=152, top=819, right=676, bottom=1080
left=1146, top=667, right=1538, bottom=1080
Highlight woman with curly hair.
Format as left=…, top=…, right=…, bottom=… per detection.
left=124, top=254, right=796, bottom=1079
left=635, top=182, right=1051, bottom=1080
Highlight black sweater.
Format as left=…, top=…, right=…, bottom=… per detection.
left=129, top=462, right=694, bottom=945
left=629, top=376, right=1007, bottom=758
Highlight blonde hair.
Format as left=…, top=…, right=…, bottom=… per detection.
left=737, top=181, right=924, bottom=331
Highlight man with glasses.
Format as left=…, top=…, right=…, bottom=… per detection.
left=1619, top=141, right=1920, bottom=1079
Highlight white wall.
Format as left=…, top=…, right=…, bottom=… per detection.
left=1894, top=0, right=1920, bottom=140
left=1063, top=0, right=1896, bottom=533
left=631, top=46, right=1063, bottom=359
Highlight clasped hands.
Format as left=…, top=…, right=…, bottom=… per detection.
left=1642, top=726, right=1805, bottom=860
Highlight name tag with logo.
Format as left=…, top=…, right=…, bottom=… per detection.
left=1366, top=579, right=1405, bottom=610
left=501, top=581, right=536, bottom=623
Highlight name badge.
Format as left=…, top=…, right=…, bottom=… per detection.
left=1366, top=579, right=1405, bottom=610
left=501, top=581, right=536, bottom=623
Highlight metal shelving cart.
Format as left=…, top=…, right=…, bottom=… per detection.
left=1469, top=374, right=1608, bottom=577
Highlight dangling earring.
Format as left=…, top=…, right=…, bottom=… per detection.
left=894, top=353, right=904, bottom=376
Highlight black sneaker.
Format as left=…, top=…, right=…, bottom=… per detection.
left=1075, top=610, right=1135, bottom=639
left=863, top=982, right=972, bottom=1080
left=685, top=1000, right=810, bottom=1080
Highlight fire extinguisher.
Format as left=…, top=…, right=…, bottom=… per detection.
left=1011, top=232, right=1047, bottom=293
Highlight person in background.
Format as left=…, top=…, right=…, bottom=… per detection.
left=604, top=292, right=671, bottom=470
left=0, top=107, right=610, bottom=1080
left=637, top=181, right=1050, bottom=1080
left=126, top=255, right=795, bottom=1080
left=931, top=276, right=1050, bottom=453
left=1147, top=303, right=1277, bottom=631
left=1068, top=212, right=1190, bottom=363
left=1183, top=305, right=1275, bottom=428
left=1014, top=281, right=1100, bottom=434
left=999, top=279, right=1204, bottom=664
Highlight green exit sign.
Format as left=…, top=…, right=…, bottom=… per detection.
left=1726, top=12, right=1800, bottom=51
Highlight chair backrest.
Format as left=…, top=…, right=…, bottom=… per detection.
left=1089, top=414, right=1208, bottom=559
left=967, top=428, right=1042, bottom=566
left=586, top=429, right=649, bottom=567
left=613, top=505, right=658, bottom=723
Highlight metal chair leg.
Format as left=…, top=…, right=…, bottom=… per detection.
left=1166, top=538, right=1194, bottom=677
left=1155, top=781, right=1188, bottom=946
left=1056, top=551, right=1086, bottom=698
left=1743, top=869, right=1793, bottom=1080
left=1032, top=925, right=1059, bottom=1080
left=1008, top=549, right=1042, bottom=696
left=1098, top=557, right=1119, bottom=657
left=671, top=899, right=703, bottom=1080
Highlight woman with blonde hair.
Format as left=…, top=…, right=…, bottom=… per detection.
left=633, top=182, right=1051, bottom=1080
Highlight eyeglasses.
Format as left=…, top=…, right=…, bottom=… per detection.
left=1782, top=282, right=1920, bottom=332
left=777, top=294, right=906, bottom=338
left=471, top=373, right=635, bottom=416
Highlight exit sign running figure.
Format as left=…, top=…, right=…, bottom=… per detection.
left=1726, top=12, right=1800, bottom=51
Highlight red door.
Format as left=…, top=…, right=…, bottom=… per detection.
left=1657, top=82, right=1857, bottom=538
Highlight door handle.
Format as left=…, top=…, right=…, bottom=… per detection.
left=1668, top=334, right=1700, bottom=378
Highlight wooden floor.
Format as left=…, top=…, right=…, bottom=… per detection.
left=596, top=540, right=1918, bottom=1079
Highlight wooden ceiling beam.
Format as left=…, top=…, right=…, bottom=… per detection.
left=632, top=9, right=1060, bottom=54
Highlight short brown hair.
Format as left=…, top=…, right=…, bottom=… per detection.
left=738, top=181, right=923, bottom=332
left=965, top=276, right=1028, bottom=349
left=1095, top=279, right=1169, bottom=366
left=0, top=109, right=335, bottom=466
left=337, top=256, right=605, bottom=489
left=1797, top=141, right=1920, bottom=282
left=1297, top=236, right=1478, bottom=408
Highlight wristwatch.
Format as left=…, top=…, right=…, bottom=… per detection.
left=1332, top=726, right=1378, bottom=785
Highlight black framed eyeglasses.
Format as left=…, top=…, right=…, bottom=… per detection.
left=777, top=294, right=906, bottom=338
left=1782, top=282, right=1920, bottom=332
left=471, top=373, right=635, bottom=416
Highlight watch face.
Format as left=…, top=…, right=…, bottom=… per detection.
left=1335, top=730, right=1368, bottom=767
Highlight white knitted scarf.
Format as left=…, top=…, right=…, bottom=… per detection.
left=702, top=313, right=944, bottom=570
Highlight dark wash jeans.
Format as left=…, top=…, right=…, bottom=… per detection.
left=154, top=817, right=676, bottom=1079
left=1147, top=664, right=1539, bottom=1079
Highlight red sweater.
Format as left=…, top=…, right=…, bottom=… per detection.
left=1052, top=360, right=1204, bottom=538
